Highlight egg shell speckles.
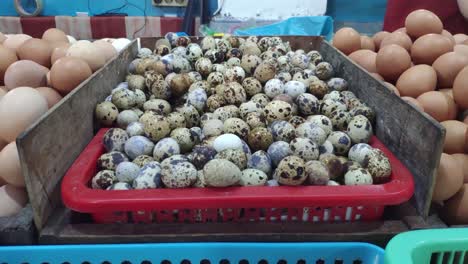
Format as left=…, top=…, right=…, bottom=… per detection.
left=247, top=127, right=274, bottom=151
left=103, top=128, right=129, bottom=152
left=319, top=140, right=335, bottom=156
left=296, top=93, right=319, bottom=116
left=291, top=54, right=309, bottom=69
left=329, top=109, right=351, bottom=131
left=187, top=88, right=208, bottom=112
left=189, top=145, right=217, bottom=170
left=288, top=115, right=306, bottom=128
left=308, top=79, right=329, bottom=99
left=223, top=82, right=247, bottom=106
left=323, top=91, right=345, bottom=103
left=320, top=99, right=347, bottom=117
left=115, top=161, right=140, bottom=182
left=327, top=131, right=352, bottom=156
left=223, top=118, right=250, bottom=140
left=315, top=62, right=334, bottom=80
left=239, top=101, right=263, bottom=119
left=307, top=115, right=333, bottom=136
left=363, top=149, right=392, bottom=183
left=153, top=137, right=181, bottom=162
left=143, top=99, right=172, bottom=115
left=177, top=105, right=200, bottom=127
left=95, top=102, right=119, bottom=126
left=215, top=148, right=247, bottom=169
left=170, top=128, right=198, bottom=153
left=212, top=133, right=243, bottom=152
left=193, top=170, right=206, bottom=188
left=202, top=119, right=224, bottom=137
left=290, top=138, right=319, bottom=161
left=107, top=182, right=132, bottom=190
left=142, top=114, right=171, bottom=142
left=227, top=57, right=241, bottom=67
left=284, top=81, right=306, bottom=99
left=112, top=89, right=136, bottom=110
left=91, top=170, right=117, bottom=189
left=269, top=120, right=295, bottom=142
left=195, top=57, right=213, bottom=77
left=124, top=136, right=155, bottom=160
left=320, top=154, right=346, bottom=180
left=186, top=44, right=203, bottom=62
left=224, top=66, right=245, bottom=83
left=240, top=169, right=268, bottom=186
left=97, top=151, right=129, bottom=171
left=349, top=105, right=375, bottom=122
left=126, top=122, right=145, bottom=137
left=264, top=79, right=284, bottom=99
left=247, top=150, right=272, bottom=176
left=241, top=55, right=262, bottom=76
left=214, top=105, right=240, bottom=122
left=151, top=80, right=171, bottom=100
left=327, top=78, right=348, bottom=91
left=132, top=155, right=155, bottom=167
left=264, top=100, right=292, bottom=123
left=117, top=110, right=139, bottom=129
left=295, top=122, right=327, bottom=145
left=166, top=112, right=187, bottom=130
left=207, top=72, right=224, bottom=88
left=267, top=141, right=292, bottom=166
left=344, top=168, right=373, bottom=186
left=133, top=161, right=163, bottom=189
left=274, top=156, right=306, bottom=186
left=254, top=62, right=276, bottom=83
left=242, top=77, right=263, bottom=97
left=348, top=143, right=372, bottom=165
left=305, top=160, right=329, bottom=185
left=250, top=93, right=271, bottom=108
left=144, top=71, right=164, bottom=89
left=161, top=160, right=197, bottom=188
left=203, top=159, right=241, bottom=187
left=245, top=112, right=266, bottom=129
left=347, top=115, right=373, bottom=144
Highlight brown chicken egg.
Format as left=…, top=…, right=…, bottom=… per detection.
left=17, top=38, right=53, bottom=68
left=396, top=65, right=437, bottom=97
left=452, top=154, right=468, bottom=183
left=0, top=45, right=18, bottom=84
left=442, top=30, right=456, bottom=46
left=348, top=50, right=377, bottom=73
left=4, top=60, right=48, bottom=90
left=453, top=66, right=468, bottom=109
left=50, top=57, right=92, bottom=95
left=370, top=73, right=385, bottom=81
left=50, top=42, right=71, bottom=65
left=332, top=27, right=361, bottom=55
left=405, top=9, right=443, bottom=38
left=402, top=96, right=424, bottom=111
left=417, top=91, right=450, bottom=121
left=384, top=82, right=400, bottom=96
left=372, top=31, right=390, bottom=50
left=0, top=32, right=6, bottom=44
left=0, top=142, right=24, bottom=187
left=432, top=52, right=468, bottom=88
left=360, top=36, right=375, bottom=51
left=440, top=88, right=454, bottom=98
left=0, top=184, right=27, bottom=217
left=411, top=34, right=453, bottom=65
left=432, top=153, right=464, bottom=202
left=376, top=44, right=412, bottom=81
left=0, top=87, right=48, bottom=142
left=441, top=121, right=467, bottom=154
left=454, top=44, right=468, bottom=57
left=42, top=28, right=68, bottom=43
left=444, top=92, right=458, bottom=120
left=93, top=40, right=118, bottom=62
left=36, top=87, right=63, bottom=108
left=443, top=183, right=468, bottom=224
left=66, top=40, right=106, bottom=72
left=380, top=31, right=413, bottom=51
left=454, top=34, right=468, bottom=44
left=2, top=34, right=31, bottom=52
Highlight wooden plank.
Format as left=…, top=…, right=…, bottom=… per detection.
left=39, top=208, right=407, bottom=247
left=0, top=204, right=36, bottom=245
left=16, top=41, right=139, bottom=231
left=319, top=41, right=444, bottom=218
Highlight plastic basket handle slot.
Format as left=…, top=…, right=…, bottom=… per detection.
left=430, top=251, right=468, bottom=264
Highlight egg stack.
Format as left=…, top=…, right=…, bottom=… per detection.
left=332, top=9, right=468, bottom=224
left=92, top=35, right=393, bottom=192
left=0, top=29, right=129, bottom=217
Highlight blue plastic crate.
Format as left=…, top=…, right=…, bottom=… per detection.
left=0, top=243, right=384, bottom=264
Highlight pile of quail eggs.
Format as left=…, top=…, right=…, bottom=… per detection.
left=93, top=34, right=392, bottom=191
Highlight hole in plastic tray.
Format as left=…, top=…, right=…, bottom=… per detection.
left=258, top=260, right=268, bottom=264
left=239, top=260, right=249, bottom=264
left=200, top=259, right=211, bottom=264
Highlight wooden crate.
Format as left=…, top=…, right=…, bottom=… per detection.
left=18, top=36, right=443, bottom=233
left=0, top=204, right=36, bottom=245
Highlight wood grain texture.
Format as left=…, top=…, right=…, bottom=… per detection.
left=0, top=204, right=36, bottom=245
left=16, top=41, right=139, bottom=231
left=319, top=41, right=444, bottom=218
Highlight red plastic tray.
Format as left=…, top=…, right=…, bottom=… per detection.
left=62, top=128, right=414, bottom=224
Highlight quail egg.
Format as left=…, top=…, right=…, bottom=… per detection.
left=295, top=122, right=327, bottom=145
left=264, top=79, right=285, bottom=99
left=189, top=145, right=217, bottom=170
left=327, top=77, right=348, bottom=91
left=240, top=169, right=268, bottom=186
left=97, top=151, right=129, bottom=171
left=315, top=62, right=334, bottom=80
left=203, top=159, right=241, bottom=187
left=269, top=120, right=295, bottom=142
left=264, top=100, right=292, bottom=123
left=308, top=79, right=329, bottom=99
left=344, top=168, right=373, bottom=185
left=247, top=127, right=274, bottom=151
left=91, top=170, right=117, bottom=190
left=284, top=81, right=306, bottom=99
left=274, top=156, right=306, bottom=186
left=327, top=131, right=352, bottom=155
left=290, top=138, right=319, bottom=161
left=215, top=148, right=247, bottom=169
left=296, top=93, right=319, bottom=115
left=132, top=155, right=155, bottom=167
left=103, top=128, right=129, bottom=152
left=95, top=101, right=119, bottom=126
left=347, top=115, right=373, bottom=144
left=161, top=159, right=197, bottom=188
left=133, top=161, right=163, bottom=189
left=170, top=127, right=198, bottom=153
left=267, top=141, right=292, bottom=166
left=348, top=143, right=373, bottom=165
left=362, top=149, right=391, bottom=183
left=305, top=160, right=329, bottom=185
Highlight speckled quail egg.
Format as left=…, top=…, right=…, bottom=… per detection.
left=224, top=66, right=245, bottom=83
left=239, top=101, right=262, bottom=119
left=206, top=94, right=225, bottom=112
left=132, top=161, right=163, bottom=189
left=201, top=36, right=216, bottom=52
left=176, top=104, right=200, bottom=127
left=186, top=88, right=207, bottom=112
left=320, top=153, right=346, bottom=180
left=327, top=131, right=352, bottom=155
left=160, top=154, right=189, bottom=167
left=260, top=50, right=279, bottom=61
left=214, top=83, right=226, bottom=96
left=92, top=170, right=117, bottom=190
left=363, top=149, right=391, bottom=183
left=319, top=140, right=334, bottom=156
left=283, top=81, right=306, bottom=99
left=308, top=79, right=329, bottom=99
left=112, top=89, right=136, bottom=110
left=213, top=133, right=243, bottom=152
left=240, top=41, right=261, bottom=56
left=320, top=99, right=347, bottom=117
left=215, top=148, right=247, bottom=169
left=344, top=168, right=373, bottom=186
left=103, top=128, right=129, bottom=152
left=306, top=50, right=323, bottom=65
left=273, top=93, right=294, bottom=105
left=216, top=38, right=231, bottom=53
left=164, top=112, right=186, bottom=130
left=305, top=160, right=329, bottom=185
left=165, top=72, right=177, bottom=85
left=124, top=136, right=155, bottom=160
left=107, top=182, right=133, bottom=190
left=140, top=113, right=171, bottom=141
left=175, top=36, right=190, bottom=47
left=329, top=109, right=351, bottom=131
left=264, top=100, right=292, bottom=123
left=247, top=127, right=274, bottom=151
left=276, top=71, right=292, bottom=83
left=240, top=169, right=268, bottom=186
left=125, top=122, right=145, bottom=137
left=136, top=57, right=158, bottom=74
left=223, top=82, right=247, bottom=106
left=204, top=49, right=225, bottom=64
left=190, top=80, right=210, bottom=94
left=288, top=116, right=306, bottom=127
left=128, top=59, right=140, bottom=74
left=247, top=150, right=273, bottom=176
left=202, top=119, right=224, bottom=137
left=349, top=105, right=375, bottom=122
left=346, top=98, right=364, bottom=111
left=291, top=53, right=309, bottom=69
left=274, top=156, right=306, bottom=186
left=155, top=44, right=171, bottom=56
left=115, top=161, right=140, bottom=182
left=245, top=112, right=266, bottom=129
left=161, top=159, right=197, bottom=188
left=150, top=80, right=171, bottom=100
left=170, top=127, right=198, bottom=153
left=203, top=159, right=241, bottom=187
left=200, top=112, right=217, bottom=126
left=127, top=75, right=146, bottom=91
left=187, top=71, right=202, bottom=84
left=227, top=57, right=241, bottom=67
left=213, top=105, right=239, bottom=122
left=277, top=55, right=290, bottom=70
left=250, top=93, right=271, bottom=107
left=207, top=72, right=224, bottom=88
left=348, top=143, right=373, bottom=165
left=269, top=120, right=295, bottom=142
left=315, top=62, right=334, bottom=80
left=95, top=102, right=119, bottom=126
left=152, top=137, right=180, bottom=162
left=172, top=55, right=191, bottom=73
left=264, top=79, right=284, bottom=99
left=295, top=122, right=327, bottom=145
left=170, top=73, right=191, bottom=96
left=189, top=145, right=217, bottom=170
left=327, top=77, right=348, bottom=91
left=211, top=64, right=226, bottom=75
left=240, top=55, right=262, bottom=76
left=347, top=115, right=373, bottom=144
left=306, top=115, right=333, bottom=136
left=290, top=138, right=319, bottom=161
left=267, top=141, right=292, bottom=166
left=323, top=91, right=345, bottom=103
left=195, top=57, right=213, bottom=77
left=185, top=43, right=203, bottom=62
left=254, top=62, right=276, bottom=83
left=223, top=118, right=250, bottom=140
left=295, top=93, right=319, bottom=116
left=240, top=78, right=261, bottom=98
left=257, top=37, right=271, bottom=52
left=132, top=155, right=155, bottom=167
left=97, top=151, right=128, bottom=171
left=345, top=160, right=362, bottom=172
left=143, top=99, right=171, bottom=115
left=194, top=170, right=206, bottom=188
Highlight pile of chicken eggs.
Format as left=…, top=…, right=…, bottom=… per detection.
left=93, top=34, right=392, bottom=191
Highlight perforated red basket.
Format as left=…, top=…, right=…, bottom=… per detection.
left=62, top=128, right=414, bottom=224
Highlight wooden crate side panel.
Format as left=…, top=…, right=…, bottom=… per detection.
left=319, top=41, right=445, bottom=217
left=16, top=41, right=139, bottom=230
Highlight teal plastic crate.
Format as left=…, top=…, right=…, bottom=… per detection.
left=385, top=228, right=468, bottom=264
left=0, top=242, right=384, bottom=264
